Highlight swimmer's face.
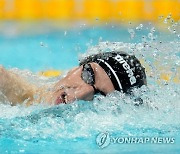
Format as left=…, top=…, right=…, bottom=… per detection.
left=50, top=66, right=95, bottom=105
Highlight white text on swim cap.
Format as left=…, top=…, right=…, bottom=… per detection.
left=114, top=55, right=136, bottom=85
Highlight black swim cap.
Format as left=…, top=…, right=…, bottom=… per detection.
left=80, top=51, right=147, bottom=94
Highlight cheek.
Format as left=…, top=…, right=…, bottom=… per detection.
left=76, top=86, right=94, bottom=101
left=66, top=90, right=76, bottom=102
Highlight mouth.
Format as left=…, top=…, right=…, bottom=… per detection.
left=55, top=92, right=67, bottom=105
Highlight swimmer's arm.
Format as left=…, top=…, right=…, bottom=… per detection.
left=0, top=66, right=37, bottom=105
left=53, top=67, right=79, bottom=89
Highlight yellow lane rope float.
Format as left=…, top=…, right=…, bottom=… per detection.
left=0, top=0, right=179, bottom=21
left=39, top=70, right=61, bottom=77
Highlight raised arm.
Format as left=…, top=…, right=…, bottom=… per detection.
left=0, top=66, right=37, bottom=105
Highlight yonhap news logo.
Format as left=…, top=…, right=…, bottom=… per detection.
left=96, top=132, right=111, bottom=148
left=96, top=132, right=175, bottom=148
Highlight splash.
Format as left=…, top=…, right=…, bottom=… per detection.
left=0, top=42, right=180, bottom=141
left=0, top=21, right=180, bottom=145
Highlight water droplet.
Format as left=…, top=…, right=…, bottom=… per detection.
left=158, top=15, right=164, bottom=19
left=19, top=149, right=25, bottom=153
left=167, top=14, right=171, bottom=19
left=128, top=28, right=135, bottom=39
left=99, top=37, right=103, bottom=42
left=64, top=31, right=67, bottom=36
left=142, top=35, right=147, bottom=42
left=173, top=29, right=176, bottom=34
left=150, top=27, right=156, bottom=33
left=148, top=33, right=153, bottom=39
left=136, top=24, right=143, bottom=31
left=40, top=42, right=44, bottom=47
left=164, top=18, right=168, bottom=24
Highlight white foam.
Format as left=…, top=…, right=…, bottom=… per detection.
left=0, top=39, right=180, bottom=139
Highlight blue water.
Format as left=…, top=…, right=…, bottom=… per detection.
left=0, top=21, right=180, bottom=154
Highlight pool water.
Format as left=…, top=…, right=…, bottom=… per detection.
left=0, top=21, right=180, bottom=153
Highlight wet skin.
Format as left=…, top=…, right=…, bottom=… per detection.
left=44, top=63, right=115, bottom=105
left=0, top=63, right=115, bottom=106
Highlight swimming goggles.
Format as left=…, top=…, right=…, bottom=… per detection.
left=81, top=63, right=105, bottom=95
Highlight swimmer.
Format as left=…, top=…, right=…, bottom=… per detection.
left=0, top=51, right=147, bottom=106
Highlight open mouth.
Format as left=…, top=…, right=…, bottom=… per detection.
left=55, top=92, right=67, bottom=105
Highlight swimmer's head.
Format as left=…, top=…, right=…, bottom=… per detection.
left=118, top=53, right=147, bottom=93
left=51, top=51, right=147, bottom=105
left=80, top=51, right=147, bottom=94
